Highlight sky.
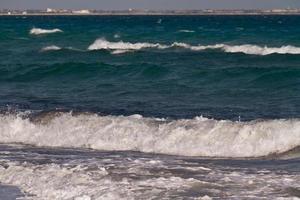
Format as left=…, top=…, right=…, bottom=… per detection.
left=1, top=0, right=300, bottom=10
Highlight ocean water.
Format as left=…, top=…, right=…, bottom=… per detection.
left=0, top=15, right=300, bottom=199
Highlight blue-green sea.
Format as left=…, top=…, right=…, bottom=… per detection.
left=0, top=16, right=300, bottom=199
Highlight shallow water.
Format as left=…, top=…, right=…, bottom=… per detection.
left=0, top=144, right=300, bottom=199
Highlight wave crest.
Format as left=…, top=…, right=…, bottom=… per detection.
left=88, top=39, right=300, bottom=55
left=40, top=45, right=62, bottom=52
left=30, top=28, right=63, bottom=35
left=178, top=30, right=195, bottom=33
left=223, top=44, right=300, bottom=55
left=88, top=38, right=168, bottom=51
left=1, top=112, right=300, bottom=158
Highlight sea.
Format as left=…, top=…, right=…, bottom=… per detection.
left=0, top=15, right=300, bottom=199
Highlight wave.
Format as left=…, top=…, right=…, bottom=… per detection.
left=1, top=112, right=300, bottom=158
left=178, top=30, right=195, bottom=33
left=88, top=38, right=168, bottom=51
left=88, top=39, right=300, bottom=55
left=30, top=28, right=63, bottom=35
left=40, top=45, right=62, bottom=52
left=222, top=44, right=300, bottom=55
left=40, top=46, right=85, bottom=52
left=173, top=43, right=300, bottom=55
left=171, top=42, right=224, bottom=51
left=111, top=50, right=131, bottom=54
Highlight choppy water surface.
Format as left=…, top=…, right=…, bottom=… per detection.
left=1, top=15, right=300, bottom=199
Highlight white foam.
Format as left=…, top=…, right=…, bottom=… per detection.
left=88, top=38, right=168, bottom=51
left=0, top=113, right=300, bottom=158
left=30, top=28, right=63, bottom=35
left=171, top=42, right=224, bottom=51
left=41, top=45, right=62, bottom=52
left=172, top=43, right=300, bottom=55
left=111, top=50, right=130, bottom=54
left=178, top=30, right=195, bottom=33
left=88, top=39, right=300, bottom=55
left=113, top=34, right=121, bottom=39
left=222, top=44, right=300, bottom=55
left=0, top=162, right=199, bottom=200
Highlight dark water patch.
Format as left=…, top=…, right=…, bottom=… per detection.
left=0, top=185, right=24, bottom=200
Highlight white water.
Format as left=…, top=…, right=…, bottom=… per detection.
left=30, top=28, right=63, bottom=35
left=41, top=45, right=62, bottom=51
left=0, top=160, right=211, bottom=200
left=0, top=144, right=299, bottom=200
left=88, top=38, right=168, bottom=51
left=88, top=38, right=300, bottom=55
left=178, top=30, right=195, bottom=33
left=222, top=44, right=300, bottom=55
left=0, top=113, right=300, bottom=158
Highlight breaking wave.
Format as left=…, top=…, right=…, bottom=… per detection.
left=30, top=28, right=63, bottom=35
left=222, top=44, right=300, bottom=55
left=40, top=45, right=84, bottom=52
left=40, top=45, right=62, bottom=52
left=1, top=112, right=300, bottom=158
left=88, top=39, right=300, bottom=55
left=88, top=38, right=168, bottom=51
left=178, top=30, right=195, bottom=33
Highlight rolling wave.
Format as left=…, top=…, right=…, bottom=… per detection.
left=223, top=44, right=300, bottom=55
left=40, top=45, right=62, bottom=52
left=88, top=39, right=300, bottom=55
left=1, top=112, right=300, bottom=158
left=30, top=28, right=63, bottom=35
left=88, top=38, right=168, bottom=51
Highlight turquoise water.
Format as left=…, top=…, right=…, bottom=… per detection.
left=1, top=15, right=300, bottom=120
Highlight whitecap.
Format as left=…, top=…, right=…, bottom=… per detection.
left=87, top=39, right=300, bottom=56
left=111, top=50, right=130, bottom=54
left=222, top=44, right=300, bottom=55
left=40, top=45, right=62, bottom=52
left=114, top=34, right=121, bottom=39
left=88, top=38, right=168, bottom=51
left=30, top=28, right=63, bottom=35
left=178, top=30, right=195, bottom=33
left=171, top=43, right=300, bottom=55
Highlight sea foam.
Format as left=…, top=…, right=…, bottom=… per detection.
left=222, top=44, right=300, bottom=55
left=178, top=30, right=195, bottom=33
left=1, top=112, right=300, bottom=158
left=30, top=28, right=63, bottom=35
left=88, top=38, right=168, bottom=51
left=88, top=39, right=300, bottom=55
left=40, top=45, right=62, bottom=52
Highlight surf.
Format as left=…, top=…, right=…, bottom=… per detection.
left=1, top=111, right=300, bottom=158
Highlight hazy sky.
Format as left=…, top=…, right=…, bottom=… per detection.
left=1, top=0, right=300, bottom=10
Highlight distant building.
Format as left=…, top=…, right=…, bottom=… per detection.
left=46, top=8, right=54, bottom=13
left=72, top=10, right=90, bottom=14
left=271, top=9, right=285, bottom=13
left=22, top=11, right=27, bottom=15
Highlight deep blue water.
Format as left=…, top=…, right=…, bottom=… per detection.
left=1, top=15, right=300, bottom=120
